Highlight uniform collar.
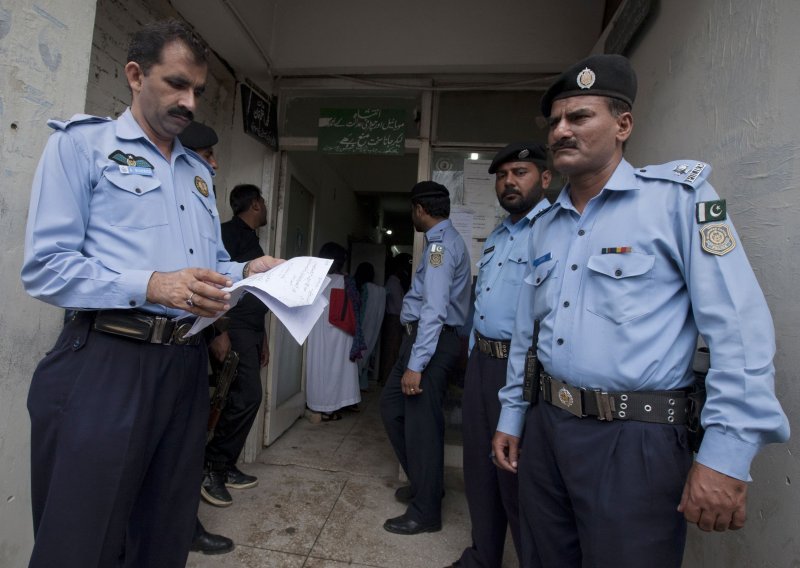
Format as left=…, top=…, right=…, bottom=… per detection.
left=552, top=158, right=638, bottom=214
left=425, top=218, right=452, bottom=239
left=115, top=108, right=190, bottom=164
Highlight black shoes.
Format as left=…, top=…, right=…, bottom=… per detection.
left=383, top=513, right=442, bottom=535
left=201, top=470, right=233, bottom=507
left=191, top=521, right=234, bottom=555
left=225, top=465, right=258, bottom=489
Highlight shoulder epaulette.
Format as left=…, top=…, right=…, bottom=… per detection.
left=634, top=160, right=712, bottom=189
left=529, top=204, right=554, bottom=226
left=47, top=114, right=112, bottom=131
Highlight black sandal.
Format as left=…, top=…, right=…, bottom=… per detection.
left=320, top=412, right=342, bottom=422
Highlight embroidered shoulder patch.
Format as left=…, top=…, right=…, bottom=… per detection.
left=696, top=199, right=727, bottom=224
left=429, top=244, right=445, bottom=267
left=700, top=223, right=736, bottom=256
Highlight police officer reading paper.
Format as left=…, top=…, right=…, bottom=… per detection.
left=447, top=143, right=551, bottom=568
left=492, top=54, right=789, bottom=567
left=21, top=20, right=281, bottom=568
left=380, top=181, right=471, bottom=535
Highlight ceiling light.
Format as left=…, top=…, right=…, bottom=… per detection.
left=470, top=153, right=479, bottom=160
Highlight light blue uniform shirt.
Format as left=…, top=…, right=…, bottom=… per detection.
left=401, top=219, right=471, bottom=372
left=499, top=158, right=789, bottom=481
left=471, top=198, right=550, bottom=349
left=21, top=110, right=243, bottom=317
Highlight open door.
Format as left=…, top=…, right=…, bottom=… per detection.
left=263, top=155, right=316, bottom=445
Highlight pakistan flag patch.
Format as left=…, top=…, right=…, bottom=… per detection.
left=696, top=199, right=727, bottom=224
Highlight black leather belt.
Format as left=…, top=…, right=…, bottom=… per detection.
left=402, top=321, right=457, bottom=336
left=539, top=372, right=689, bottom=425
left=91, top=310, right=203, bottom=346
left=474, top=331, right=510, bottom=359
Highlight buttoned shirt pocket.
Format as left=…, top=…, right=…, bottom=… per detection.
left=586, top=253, right=655, bottom=323
left=525, top=257, right=559, bottom=309
left=100, top=169, right=167, bottom=229
left=503, top=253, right=529, bottom=285
left=191, top=190, right=219, bottom=241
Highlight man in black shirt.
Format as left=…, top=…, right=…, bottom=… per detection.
left=201, top=184, right=270, bottom=506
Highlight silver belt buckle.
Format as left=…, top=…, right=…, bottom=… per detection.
left=171, top=322, right=194, bottom=345
left=549, top=377, right=584, bottom=417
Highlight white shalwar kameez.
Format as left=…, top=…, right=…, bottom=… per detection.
left=305, top=274, right=361, bottom=413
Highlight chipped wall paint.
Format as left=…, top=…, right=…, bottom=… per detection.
left=0, top=1, right=98, bottom=566
left=626, top=0, right=800, bottom=564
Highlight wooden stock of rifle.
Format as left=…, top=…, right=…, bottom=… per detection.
left=207, top=350, right=240, bottom=442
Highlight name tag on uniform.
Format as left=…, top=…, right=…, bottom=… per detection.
left=483, top=245, right=495, bottom=255
left=118, top=165, right=154, bottom=176
left=532, top=252, right=551, bottom=267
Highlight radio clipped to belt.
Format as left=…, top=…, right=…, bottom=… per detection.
left=523, top=319, right=541, bottom=404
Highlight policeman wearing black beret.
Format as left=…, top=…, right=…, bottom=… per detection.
left=539, top=53, right=637, bottom=117
left=493, top=53, right=788, bottom=568
left=179, top=121, right=219, bottom=171
left=447, top=143, right=551, bottom=568
left=381, top=180, right=472, bottom=536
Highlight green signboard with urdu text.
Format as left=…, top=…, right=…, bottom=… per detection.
left=318, top=108, right=405, bottom=155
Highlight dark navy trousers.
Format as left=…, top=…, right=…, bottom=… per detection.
left=518, top=401, right=693, bottom=568
left=27, top=314, right=208, bottom=568
left=380, top=328, right=461, bottom=524
left=458, top=348, right=522, bottom=568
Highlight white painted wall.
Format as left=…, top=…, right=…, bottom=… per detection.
left=0, top=2, right=98, bottom=566
left=625, top=1, right=800, bottom=564
left=288, top=151, right=372, bottom=255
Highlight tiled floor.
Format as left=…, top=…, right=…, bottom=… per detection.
left=188, top=389, right=518, bottom=568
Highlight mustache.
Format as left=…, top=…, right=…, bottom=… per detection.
left=501, top=188, right=522, bottom=199
left=549, top=139, right=578, bottom=152
left=168, top=107, right=194, bottom=121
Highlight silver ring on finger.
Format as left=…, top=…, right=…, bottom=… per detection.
left=186, top=292, right=196, bottom=307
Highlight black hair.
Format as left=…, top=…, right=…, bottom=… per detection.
left=127, top=19, right=208, bottom=75
left=229, top=184, right=262, bottom=216
left=354, top=262, right=375, bottom=290
left=411, top=195, right=450, bottom=218
left=318, top=242, right=348, bottom=274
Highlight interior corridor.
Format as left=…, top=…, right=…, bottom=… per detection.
left=188, top=388, right=518, bottom=567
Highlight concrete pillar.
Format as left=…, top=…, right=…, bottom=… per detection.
left=0, top=1, right=97, bottom=565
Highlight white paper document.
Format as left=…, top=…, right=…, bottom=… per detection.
left=186, top=256, right=333, bottom=344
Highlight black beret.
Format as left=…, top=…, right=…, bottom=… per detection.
left=540, top=54, right=637, bottom=117
left=178, top=121, right=218, bottom=149
left=410, top=181, right=449, bottom=200
left=488, top=142, right=548, bottom=174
